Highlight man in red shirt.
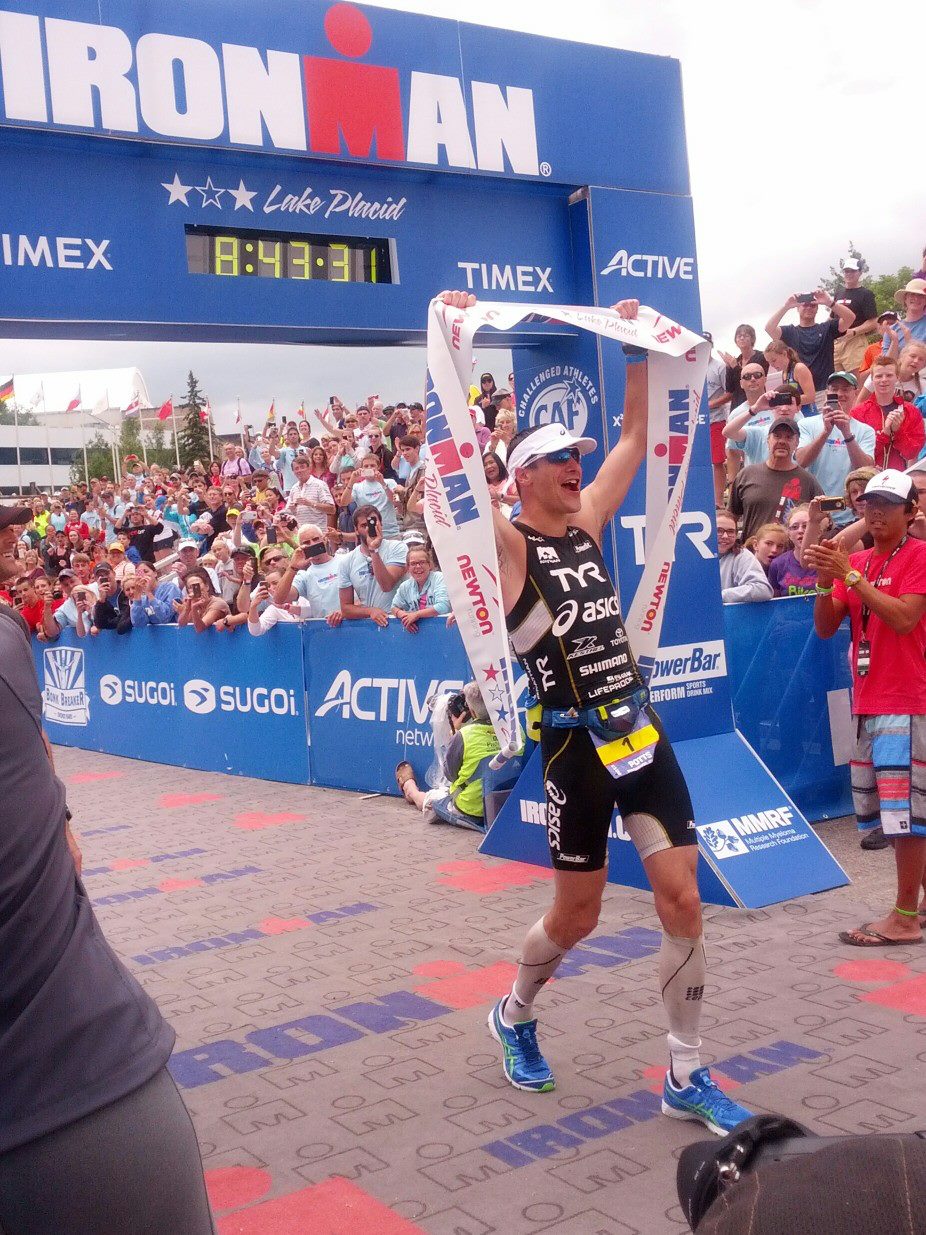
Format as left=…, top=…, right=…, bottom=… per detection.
left=852, top=355, right=925, bottom=470
left=13, top=573, right=62, bottom=633
left=808, top=470, right=926, bottom=945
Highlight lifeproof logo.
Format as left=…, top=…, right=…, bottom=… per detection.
left=600, top=249, right=694, bottom=280
left=519, top=366, right=599, bottom=438
left=0, top=4, right=540, bottom=176
left=42, top=646, right=89, bottom=725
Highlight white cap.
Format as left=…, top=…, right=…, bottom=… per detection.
left=507, top=422, right=597, bottom=473
left=861, top=469, right=916, bottom=505
left=177, top=538, right=200, bottom=552
left=843, top=258, right=861, bottom=272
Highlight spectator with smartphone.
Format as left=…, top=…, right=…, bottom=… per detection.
left=338, top=505, right=408, bottom=625
left=127, top=562, right=182, bottom=627
left=853, top=355, right=925, bottom=470
left=796, top=373, right=876, bottom=519
left=831, top=258, right=878, bottom=374
left=729, top=416, right=823, bottom=541
left=808, top=470, right=926, bottom=946
left=766, top=290, right=855, bottom=403
left=88, top=565, right=131, bottom=636
left=339, top=455, right=402, bottom=538
left=177, top=566, right=230, bottom=632
left=272, top=528, right=343, bottom=623
left=285, top=454, right=335, bottom=530
left=716, top=509, right=772, bottom=602
left=799, top=467, right=879, bottom=566
left=391, top=545, right=451, bottom=632
left=246, top=571, right=312, bottom=635
left=763, top=340, right=816, bottom=409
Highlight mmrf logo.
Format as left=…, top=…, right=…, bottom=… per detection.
left=519, top=365, right=600, bottom=438
left=42, top=646, right=89, bottom=726
left=697, top=806, right=798, bottom=861
left=600, top=249, right=694, bottom=280
left=183, top=679, right=216, bottom=715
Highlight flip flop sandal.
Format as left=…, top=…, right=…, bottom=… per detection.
left=838, top=923, right=924, bottom=948
left=395, top=761, right=416, bottom=792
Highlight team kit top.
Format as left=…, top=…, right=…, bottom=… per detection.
left=507, top=521, right=646, bottom=710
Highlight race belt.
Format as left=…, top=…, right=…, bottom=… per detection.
left=541, top=687, right=650, bottom=738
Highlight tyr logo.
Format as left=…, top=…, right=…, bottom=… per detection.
left=548, top=562, right=606, bottom=593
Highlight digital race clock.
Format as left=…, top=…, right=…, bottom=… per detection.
left=185, top=226, right=394, bottom=284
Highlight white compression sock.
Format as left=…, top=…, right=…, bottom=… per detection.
left=659, top=931, right=706, bottom=1088
left=501, top=919, right=565, bottom=1026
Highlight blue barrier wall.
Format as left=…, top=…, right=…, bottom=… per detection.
left=34, top=602, right=854, bottom=819
left=724, top=596, right=853, bottom=821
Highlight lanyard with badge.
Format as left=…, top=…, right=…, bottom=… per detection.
left=856, top=536, right=907, bottom=677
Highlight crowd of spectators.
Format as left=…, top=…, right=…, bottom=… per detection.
left=6, top=255, right=926, bottom=633
left=2, top=379, right=520, bottom=641
left=712, top=255, right=926, bottom=603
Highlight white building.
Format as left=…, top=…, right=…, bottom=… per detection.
left=0, top=368, right=151, bottom=495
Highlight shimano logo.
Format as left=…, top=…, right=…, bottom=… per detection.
left=600, top=249, right=694, bottom=280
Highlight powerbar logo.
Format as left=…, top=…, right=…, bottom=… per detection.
left=0, top=4, right=539, bottom=175
left=600, top=249, right=694, bottom=279
left=649, top=640, right=726, bottom=686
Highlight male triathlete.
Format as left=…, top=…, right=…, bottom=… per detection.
left=439, top=291, right=753, bottom=1136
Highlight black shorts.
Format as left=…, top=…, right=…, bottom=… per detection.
left=539, top=711, right=696, bottom=872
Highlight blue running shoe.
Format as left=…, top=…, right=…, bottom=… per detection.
left=661, top=1067, right=753, bottom=1136
left=487, top=999, right=555, bottom=1092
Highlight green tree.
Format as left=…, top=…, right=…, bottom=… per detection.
left=118, top=414, right=144, bottom=464
left=0, top=400, right=39, bottom=425
left=176, top=370, right=212, bottom=468
left=145, top=421, right=176, bottom=469
left=864, top=265, right=915, bottom=317
left=70, top=431, right=114, bottom=485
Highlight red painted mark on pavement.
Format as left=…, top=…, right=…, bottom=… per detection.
left=158, top=877, right=206, bottom=892
left=436, top=858, right=554, bottom=894
left=233, top=811, right=305, bottom=831
left=413, top=958, right=518, bottom=1008
left=109, top=857, right=151, bottom=871
left=258, top=917, right=312, bottom=935
left=861, top=972, right=926, bottom=1017
left=834, top=959, right=911, bottom=982
left=214, top=1176, right=426, bottom=1234
left=67, top=770, right=124, bottom=784
left=206, top=1166, right=272, bottom=1211
left=639, top=1064, right=741, bottom=1094
left=158, top=792, right=223, bottom=808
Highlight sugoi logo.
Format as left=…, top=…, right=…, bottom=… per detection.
left=183, top=679, right=216, bottom=714
left=99, top=674, right=123, bottom=705
left=600, top=250, right=694, bottom=280
left=42, top=646, right=89, bottom=726
left=0, top=3, right=540, bottom=176
left=520, top=366, right=600, bottom=437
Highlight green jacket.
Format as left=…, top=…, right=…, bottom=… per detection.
left=451, top=721, right=500, bottom=818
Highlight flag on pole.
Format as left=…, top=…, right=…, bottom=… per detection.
left=92, top=392, right=110, bottom=417
left=235, top=398, right=242, bottom=426
left=200, top=397, right=211, bottom=425
left=265, top=399, right=276, bottom=425
left=123, top=394, right=140, bottom=418
left=158, top=396, right=173, bottom=422
left=297, top=400, right=305, bottom=418
left=65, top=387, right=81, bottom=412
left=0, top=377, right=13, bottom=403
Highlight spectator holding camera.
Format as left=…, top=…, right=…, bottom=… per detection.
left=177, top=566, right=230, bottom=632
left=272, top=527, right=343, bottom=624
left=338, top=505, right=407, bottom=626
left=730, top=416, right=823, bottom=542
left=391, top=546, right=451, bottom=632
left=853, top=355, right=925, bottom=470
left=762, top=340, right=816, bottom=409
left=285, top=454, right=334, bottom=530
left=118, top=505, right=164, bottom=563
left=716, top=509, right=773, bottom=603
left=766, top=290, right=855, bottom=403
left=127, top=562, right=182, bottom=627
left=724, top=382, right=801, bottom=468
left=339, top=455, right=402, bottom=538
left=796, top=372, right=876, bottom=514
left=831, top=258, right=878, bottom=374
left=808, top=470, right=926, bottom=946
left=87, top=566, right=131, bottom=636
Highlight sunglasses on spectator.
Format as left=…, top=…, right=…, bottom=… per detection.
left=263, top=554, right=284, bottom=564
left=742, top=370, right=765, bottom=379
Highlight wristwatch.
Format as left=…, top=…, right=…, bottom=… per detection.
left=845, top=569, right=863, bottom=588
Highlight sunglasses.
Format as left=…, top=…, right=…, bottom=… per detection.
left=539, top=447, right=581, bottom=465
left=263, top=554, right=284, bottom=564
left=742, top=371, right=765, bottom=380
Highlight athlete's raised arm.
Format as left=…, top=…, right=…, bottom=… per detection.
left=581, top=299, right=647, bottom=532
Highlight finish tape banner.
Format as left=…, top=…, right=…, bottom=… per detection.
left=424, top=297, right=708, bottom=753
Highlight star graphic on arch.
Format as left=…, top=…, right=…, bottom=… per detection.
left=161, top=172, right=192, bottom=206
left=195, top=176, right=226, bottom=208
left=483, top=664, right=499, bottom=682
left=227, top=179, right=257, bottom=211
left=495, top=705, right=510, bottom=725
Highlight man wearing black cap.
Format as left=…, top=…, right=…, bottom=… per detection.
left=729, top=417, right=823, bottom=541
left=437, top=291, right=754, bottom=1137
left=832, top=258, right=878, bottom=374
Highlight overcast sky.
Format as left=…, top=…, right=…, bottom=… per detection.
left=2, top=0, right=922, bottom=434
